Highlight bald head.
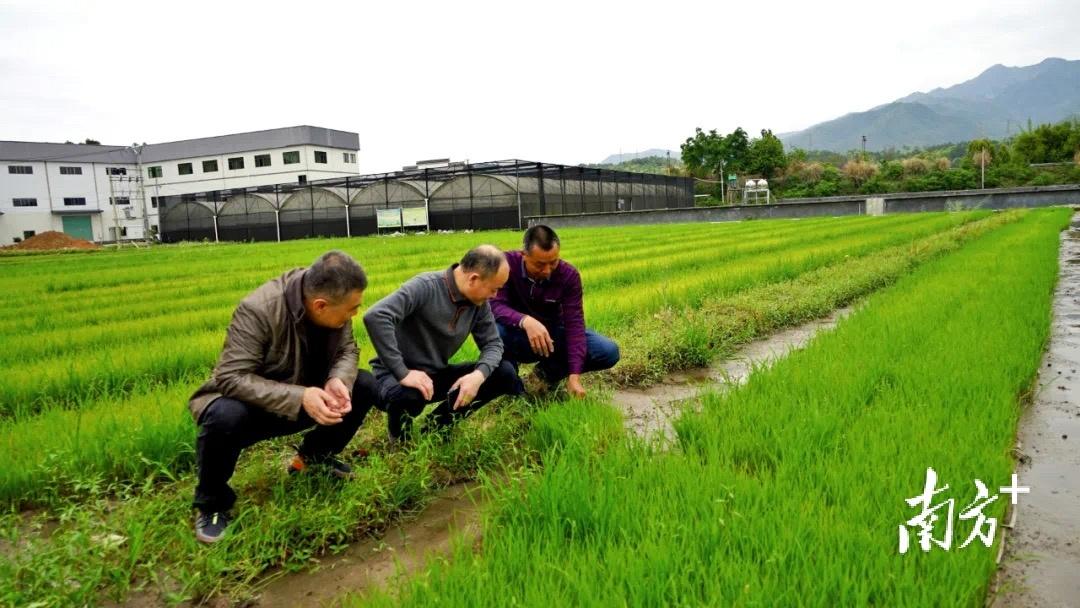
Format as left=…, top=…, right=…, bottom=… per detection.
left=459, top=244, right=507, bottom=279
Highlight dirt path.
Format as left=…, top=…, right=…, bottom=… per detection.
left=254, top=482, right=484, bottom=607
left=995, top=216, right=1080, bottom=607
left=614, top=306, right=855, bottom=442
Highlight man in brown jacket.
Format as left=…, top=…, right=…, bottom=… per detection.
left=188, top=250, right=376, bottom=543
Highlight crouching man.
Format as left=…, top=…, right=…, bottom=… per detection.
left=188, top=250, right=377, bottom=543
left=364, top=245, right=520, bottom=442
left=492, top=225, right=620, bottom=398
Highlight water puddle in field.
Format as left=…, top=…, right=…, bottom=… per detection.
left=252, top=482, right=484, bottom=607
left=613, top=306, right=855, bottom=442
left=995, top=218, right=1080, bottom=607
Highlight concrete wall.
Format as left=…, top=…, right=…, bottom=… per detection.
left=528, top=184, right=1080, bottom=229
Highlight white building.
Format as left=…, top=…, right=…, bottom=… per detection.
left=0, top=126, right=359, bottom=244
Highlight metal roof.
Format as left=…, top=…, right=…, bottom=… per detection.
left=0, top=126, right=359, bottom=164
left=0, top=142, right=135, bottom=163
left=140, top=126, right=359, bottom=163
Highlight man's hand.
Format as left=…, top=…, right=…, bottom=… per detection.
left=567, top=374, right=586, bottom=399
left=521, top=316, right=555, bottom=357
left=324, top=377, right=352, bottom=414
left=400, top=369, right=435, bottom=401
left=449, top=370, right=486, bottom=410
left=303, top=387, right=344, bottom=425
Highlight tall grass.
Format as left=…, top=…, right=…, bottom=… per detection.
left=0, top=211, right=1043, bottom=606
left=0, top=214, right=974, bottom=415
left=362, top=208, right=1070, bottom=606
left=0, top=214, right=1003, bottom=507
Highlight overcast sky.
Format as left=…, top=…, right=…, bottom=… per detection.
left=1, top=0, right=1077, bottom=172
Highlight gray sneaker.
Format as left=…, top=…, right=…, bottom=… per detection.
left=195, top=511, right=230, bottom=544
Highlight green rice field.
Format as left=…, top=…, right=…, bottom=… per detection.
left=0, top=208, right=1069, bottom=606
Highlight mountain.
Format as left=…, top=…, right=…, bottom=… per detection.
left=779, top=57, right=1080, bottom=152
left=598, top=148, right=678, bottom=164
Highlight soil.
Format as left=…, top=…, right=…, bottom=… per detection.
left=253, top=482, right=484, bottom=607
left=614, top=306, right=855, bottom=442
left=2, top=230, right=99, bottom=251
left=994, top=216, right=1080, bottom=607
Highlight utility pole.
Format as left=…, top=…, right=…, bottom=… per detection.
left=133, top=143, right=150, bottom=242
left=861, top=135, right=867, bottom=157
left=980, top=150, right=986, bottom=189
left=107, top=171, right=121, bottom=245
left=719, top=159, right=726, bottom=204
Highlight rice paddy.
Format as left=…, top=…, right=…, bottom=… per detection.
left=0, top=208, right=1068, bottom=606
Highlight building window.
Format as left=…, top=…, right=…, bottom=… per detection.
left=282, top=151, right=300, bottom=165
left=110, top=197, right=131, bottom=206
left=59, top=166, right=82, bottom=175
left=150, top=196, right=159, bottom=209
left=63, top=197, right=87, bottom=206
left=13, top=198, right=38, bottom=207
left=314, top=150, right=327, bottom=164
left=23, top=230, right=36, bottom=239
left=228, top=157, right=244, bottom=170
left=178, top=163, right=193, bottom=175
left=343, top=152, right=356, bottom=163
left=148, top=166, right=163, bottom=178
left=254, top=154, right=271, bottom=168
left=202, top=160, right=219, bottom=173
left=298, top=175, right=307, bottom=184
left=106, top=167, right=127, bottom=176
left=7, top=166, right=33, bottom=174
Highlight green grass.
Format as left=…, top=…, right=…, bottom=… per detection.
left=0, top=214, right=1008, bottom=509
left=359, top=208, right=1070, bottom=607
left=0, top=210, right=1056, bottom=606
left=0, top=214, right=975, bottom=415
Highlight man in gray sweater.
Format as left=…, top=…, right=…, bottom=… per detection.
left=364, top=244, right=521, bottom=440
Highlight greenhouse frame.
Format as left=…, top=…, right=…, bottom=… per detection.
left=158, top=159, right=695, bottom=242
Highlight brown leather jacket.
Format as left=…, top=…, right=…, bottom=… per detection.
left=188, top=268, right=360, bottom=422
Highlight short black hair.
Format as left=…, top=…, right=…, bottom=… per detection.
left=460, top=244, right=506, bottom=278
left=303, top=250, right=367, bottom=302
left=523, top=225, right=560, bottom=252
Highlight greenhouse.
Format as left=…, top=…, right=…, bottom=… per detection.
left=158, top=159, right=695, bottom=242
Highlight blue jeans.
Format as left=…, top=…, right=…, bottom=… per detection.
left=497, top=323, right=620, bottom=390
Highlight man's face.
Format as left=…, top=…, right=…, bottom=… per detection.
left=462, top=262, right=510, bottom=306
left=307, top=289, right=364, bottom=329
left=523, top=245, right=560, bottom=281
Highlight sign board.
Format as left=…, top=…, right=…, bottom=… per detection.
left=402, top=206, right=428, bottom=227
left=376, top=208, right=402, bottom=229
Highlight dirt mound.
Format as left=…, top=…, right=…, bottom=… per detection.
left=6, top=231, right=99, bottom=251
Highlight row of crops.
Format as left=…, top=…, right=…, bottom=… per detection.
left=363, top=209, right=1072, bottom=606
left=0, top=208, right=1066, bottom=606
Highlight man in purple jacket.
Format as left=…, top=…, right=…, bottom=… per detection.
left=491, top=225, right=620, bottom=398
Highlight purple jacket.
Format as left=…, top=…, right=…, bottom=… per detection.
left=491, top=250, right=587, bottom=375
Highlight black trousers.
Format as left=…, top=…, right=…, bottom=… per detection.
left=193, top=371, right=377, bottom=513
left=374, top=360, right=521, bottom=440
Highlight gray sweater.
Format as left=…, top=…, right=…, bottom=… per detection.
left=364, top=266, right=503, bottom=380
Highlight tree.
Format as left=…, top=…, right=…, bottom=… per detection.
left=747, top=129, right=787, bottom=179
left=1012, top=120, right=1080, bottom=164
left=82, top=138, right=101, bottom=145
left=680, top=127, right=751, bottom=179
